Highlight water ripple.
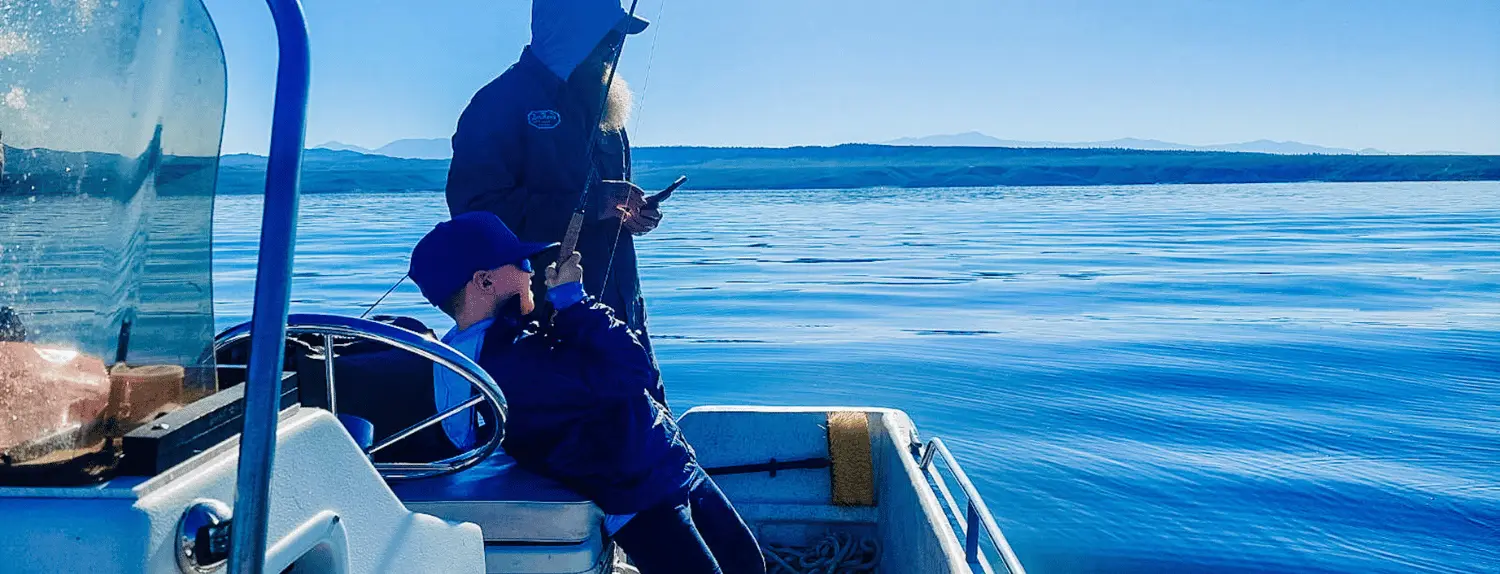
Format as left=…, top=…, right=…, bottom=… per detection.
left=211, top=182, right=1500, bottom=573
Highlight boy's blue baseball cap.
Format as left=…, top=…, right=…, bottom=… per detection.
left=409, top=212, right=558, bottom=307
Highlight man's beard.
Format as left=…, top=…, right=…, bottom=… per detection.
left=601, top=70, right=633, bottom=132
left=573, top=63, right=633, bottom=132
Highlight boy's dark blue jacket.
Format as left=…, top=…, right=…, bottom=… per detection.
left=476, top=296, right=699, bottom=515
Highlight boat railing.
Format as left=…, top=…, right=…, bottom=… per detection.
left=919, top=438, right=1027, bottom=574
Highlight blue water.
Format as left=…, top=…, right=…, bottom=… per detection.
left=213, top=182, right=1500, bottom=573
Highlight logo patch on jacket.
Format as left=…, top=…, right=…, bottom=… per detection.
left=527, top=110, right=562, bottom=129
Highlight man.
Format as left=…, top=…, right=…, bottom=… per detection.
left=408, top=212, right=765, bottom=574
left=446, top=0, right=661, bottom=373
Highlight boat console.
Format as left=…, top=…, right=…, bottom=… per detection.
left=0, top=1, right=487, bottom=571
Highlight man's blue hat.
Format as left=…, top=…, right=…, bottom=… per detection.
left=409, top=212, right=558, bottom=308
left=530, top=0, right=649, bottom=80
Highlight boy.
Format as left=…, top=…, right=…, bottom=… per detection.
left=408, top=212, right=764, bottom=574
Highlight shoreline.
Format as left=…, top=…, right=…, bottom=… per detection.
left=6, top=144, right=1499, bottom=196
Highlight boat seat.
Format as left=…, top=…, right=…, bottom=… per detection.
left=389, top=453, right=604, bottom=545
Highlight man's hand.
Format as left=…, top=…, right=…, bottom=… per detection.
left=596, top=180, right=645, bottom=221
left=546, top=251, right=584, bottom=288
left=626, top=203, right=661, bottom=235
left=596, top=179, right=662, bottom=235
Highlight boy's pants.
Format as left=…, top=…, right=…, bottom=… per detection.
left=613, top=477, right=767, bottom=574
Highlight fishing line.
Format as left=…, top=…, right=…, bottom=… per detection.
left=360, top=272, right=408, bottom=319
left=628, top=0, right=668, bottom=131
left=600, top=0, right=669, bottom=294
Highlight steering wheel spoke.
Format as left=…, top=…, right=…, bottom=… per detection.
left=213, top=313, right=506, bottom=481
left=367, top=394, right=487, bottom=455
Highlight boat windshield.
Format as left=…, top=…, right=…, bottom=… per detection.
left=0, top=0, right=226, bottom=484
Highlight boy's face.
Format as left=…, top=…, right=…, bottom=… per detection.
left=479, top=263, right=535, bottom=316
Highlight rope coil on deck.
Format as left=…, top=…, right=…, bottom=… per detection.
left=764, top=532, right=881, bottom=574
left=613, top=531, right=881, bottom=574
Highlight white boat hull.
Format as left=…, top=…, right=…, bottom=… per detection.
left=0, top=408, right=483, bottom=574
left=0, top=406, right=1012, bottom=573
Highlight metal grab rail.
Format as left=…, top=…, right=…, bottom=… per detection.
left=919, top=438, right=1026, bottom=574
left=229, top=0, right=311, bottom=572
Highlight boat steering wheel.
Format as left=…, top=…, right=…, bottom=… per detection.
left=212, top=314, right=506, bottom=481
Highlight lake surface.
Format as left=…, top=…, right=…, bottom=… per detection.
left=212, top=182, right=1500, bottom=573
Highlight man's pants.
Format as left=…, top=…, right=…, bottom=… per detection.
left=613, top=477, right=767, bottom=574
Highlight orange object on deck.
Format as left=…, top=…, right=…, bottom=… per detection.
left=107, top=364, right=186, bottom=429
left=0, top=342, right=111, bottom=460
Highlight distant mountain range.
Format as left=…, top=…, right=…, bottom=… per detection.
left=882, top=132, right=1435, bottom=156
left=319, top=133, right=1471, bottom=160
left=198, top=145, right=1500, bottom=196
left=315, top=138, right=452, bottom=160
left=10, top=143, right=1494, bottom=198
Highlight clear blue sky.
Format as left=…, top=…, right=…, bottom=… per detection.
left=205, top=0, right=1500, bottom=155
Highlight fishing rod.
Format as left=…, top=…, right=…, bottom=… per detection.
left=557, top=0, right=642, bottom=264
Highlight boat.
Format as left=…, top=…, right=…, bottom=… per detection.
left=0, top=1, right=1025, bottom=572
